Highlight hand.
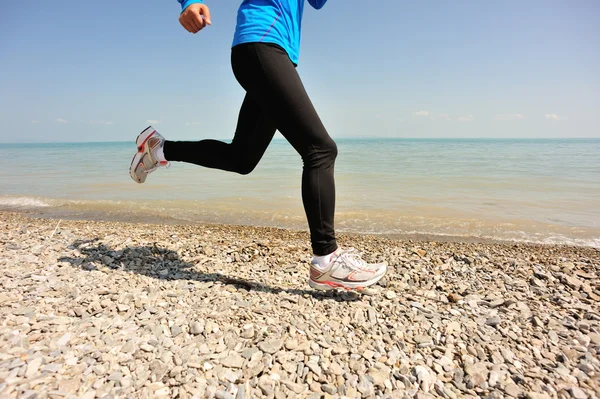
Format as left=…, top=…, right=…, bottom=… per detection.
left=179, top=3, right=212, bottom=34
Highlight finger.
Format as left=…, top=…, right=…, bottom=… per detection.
left=202, top=6, right=212, bottom=25
left=180, top=19, right=195, bottom=33
left=191, top=12, right=206, bottom=31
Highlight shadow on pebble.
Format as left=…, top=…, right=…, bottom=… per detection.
left=58, top=239, right=362, bottom=302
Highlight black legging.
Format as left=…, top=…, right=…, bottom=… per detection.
left=164, top=42, right=338, bottom=256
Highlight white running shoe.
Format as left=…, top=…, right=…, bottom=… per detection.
left=129, top=126, right=169, bottom=184
left=309, top=248, right=387, bottom=291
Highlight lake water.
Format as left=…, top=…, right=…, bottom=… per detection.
left=1, top=138, right=598, bottom=247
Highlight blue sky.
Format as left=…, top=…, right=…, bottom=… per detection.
left=0, top=0, right=598, bottom=142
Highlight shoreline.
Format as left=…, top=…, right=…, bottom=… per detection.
left=1, top=211, right=599, bottom=398
left=7, top=206, right=597, bottom=249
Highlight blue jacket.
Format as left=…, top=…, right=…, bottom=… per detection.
left=178, top=0, right=328, bottom=65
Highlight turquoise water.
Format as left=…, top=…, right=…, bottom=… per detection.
left=1, top=138, right=599, bottom=247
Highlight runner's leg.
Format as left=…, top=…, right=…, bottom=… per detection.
left=231, top=43, right=338, bottom=256
left=163, top=94, right=277, bottom=175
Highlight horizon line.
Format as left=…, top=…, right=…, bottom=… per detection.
left=1, top=137, right=599, bottom=145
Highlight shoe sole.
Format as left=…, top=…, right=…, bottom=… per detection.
left=129, top=126, right=159, bottom=184
left=309, top=266, right=387, bottom=291
left=136, top=126, right=157, bottom=152
left=129, top=152, right=147, bottom=184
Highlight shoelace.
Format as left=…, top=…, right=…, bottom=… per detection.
left=336, top=248, right=384, bottom=273
left=334, top=248, right=367, bottom=271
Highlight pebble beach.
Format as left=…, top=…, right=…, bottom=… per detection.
left=0, top=211, right=599, bottom=399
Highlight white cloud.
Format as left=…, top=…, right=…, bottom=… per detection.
left=439, top=113, right=452, bottom=121
left=56, top=118, right=68, bottom=124
left=545, top=114, right=561, bottom=121
left=495, top=113, right=525, bottom=121
left=31, top=120, right=39, bottom=124
left=185, top=122, right=202, bottom=126
left=457, top=115, right=474, bottom=122
left=147, top=119, right=160, bottom=125
left=89, top=120, right=114, bottom=125
left=414, top=110, right=429, bottom=117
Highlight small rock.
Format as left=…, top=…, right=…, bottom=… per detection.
left=569, top=387, right=588, bottom=399
left=490, top=298, right=504, bottom=307
left=414, top=335, right=432, bottom=344
left=357, top=375, right=374, bottom=397
left=215, top=391, right=234, bottom=399
left=140, top=344, right=154, bottom=352
left=138, top=310, right=151, bottom=320
left=171, top=325, right=182, bottom=337
left=117, top=304, right=130, bottom=312
left=25, top=358, right=43, bottom=378
left=285, top=338, right=298, bottom=350
left=505, top=383, right=522, bottom=398
left=13, top=307, right=35, bottom=316
left=322, top=384, right=336, bottom=394
left=241, top=347, right=259, bottom=359
left=488, top=370, right=498, bottom=387
left=258, top=339, right=283, bottom=354
left=563, top=275, right=583, bottom=290
left=385, top=291, right=397, bottom=300
left=220, top=352, right=245, bottom=369
left=281, top=380, right=305, bottom=394
left=82, top=262, right=97, bottom=271
left=240, top=325, right=254, bottom=339
left=190, top=321, right=204, bottom=335
left=328, top=362, right=343, bottom=375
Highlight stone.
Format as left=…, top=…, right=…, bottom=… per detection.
left=190, top=321, right=204, bottom=335
left=563, top=275, right=583, bottom=289
left=490, top=298, right=505, bottom=307
left=281, top=380, right=305, bottom=394
left=367, top=369, right=389, bottom=388
left=215, top=391, right=235, bottom=399
left=13, top=307, right=35, bottom=316
left=25, top=358, right=43, bottom=378
left=221, top=352, right=245, bottom=369
left=414, top=335, right=432, bottom=344
left=357, top=375, right=374, bottom=397
left=171, top=325, right=182, bottom=337
left=465, top=362, right=488, bottom=387
left=258, top=339, right=283, bottom=354
left=486, top=316, right=501, bottom=327
left=328, top=362, right=343, bottom=375
left=505, top=383, right=522, bottom=398
left=322, top=384, right=336, bottom=394
left=240, top=325, right=254, bottom=339
left=569, top=387, right=588, bottom=399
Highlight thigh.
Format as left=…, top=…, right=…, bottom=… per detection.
left=232, top=43, right=333, bottom=156
left=230, top=92, right=277, bottom=169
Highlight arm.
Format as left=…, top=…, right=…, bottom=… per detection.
left=307, top=0, right=327, bottom=10
left=177, top=0, right=211, bottom=33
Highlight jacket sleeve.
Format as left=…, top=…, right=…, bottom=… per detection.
left=178, top=0, right=204, bottom=11
left=307, top=0, right=327, bottom=10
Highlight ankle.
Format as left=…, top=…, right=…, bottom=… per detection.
left=312, top=247, right=341, bottom=270
left=153, top=143, right=167, bottom=163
